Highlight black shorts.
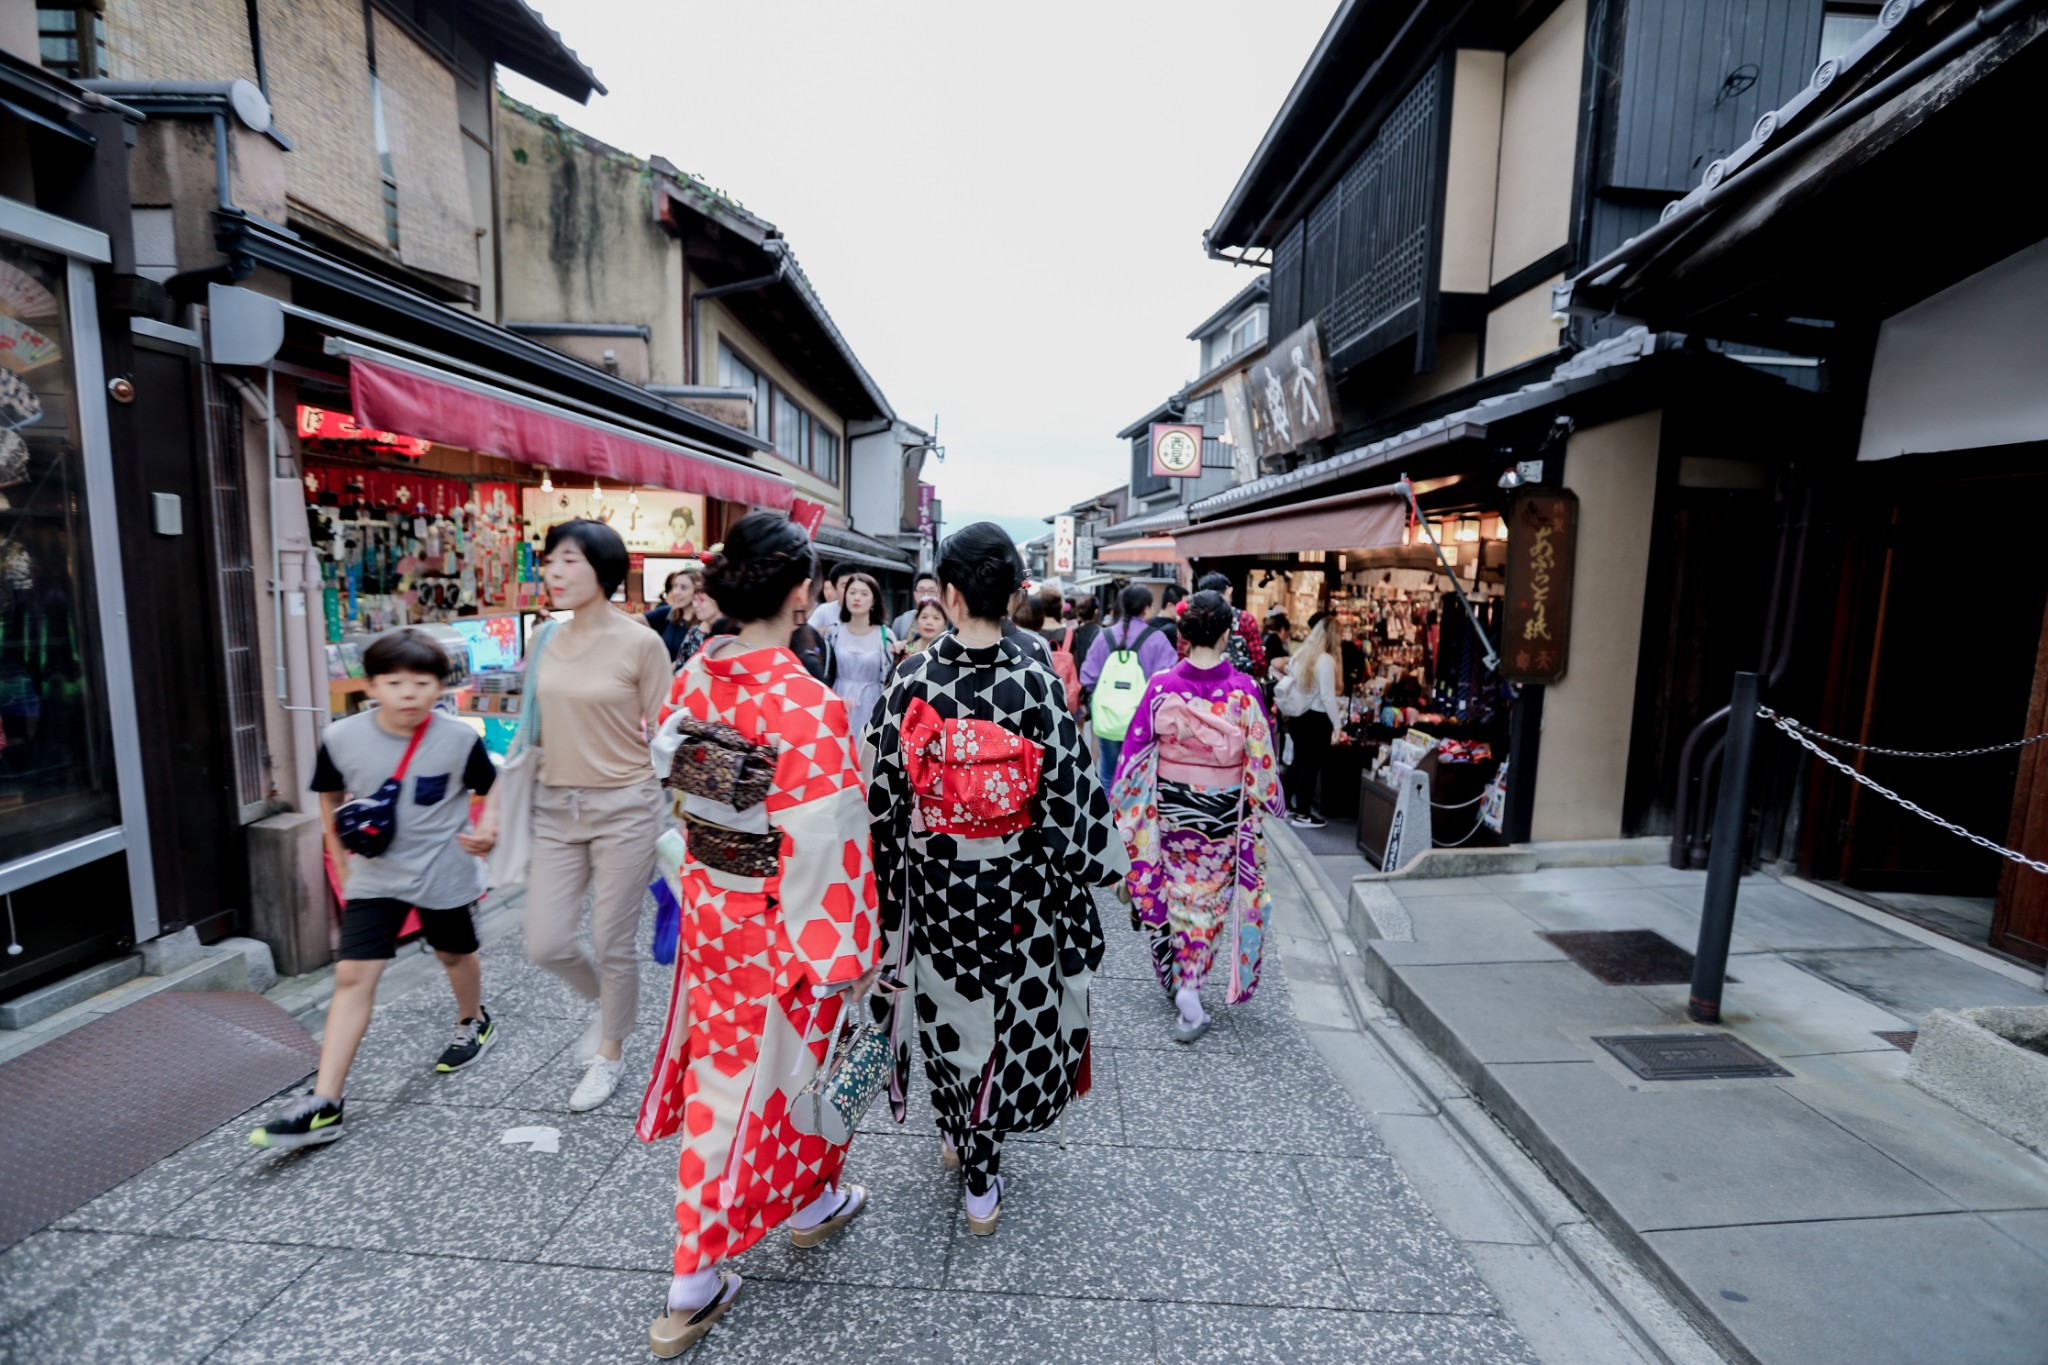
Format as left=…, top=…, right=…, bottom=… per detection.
left=338, top=898, right=480, bottom=961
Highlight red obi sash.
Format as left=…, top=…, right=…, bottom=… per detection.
left=901, top=697, right=1044, bottom=838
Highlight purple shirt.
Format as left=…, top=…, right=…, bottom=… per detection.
left=1081, top=618, right=1177, bottom=690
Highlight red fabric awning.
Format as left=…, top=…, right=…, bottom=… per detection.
left=1173, top=484, right=1406, bottom=559
left=345, top=350, right=793, bottom=509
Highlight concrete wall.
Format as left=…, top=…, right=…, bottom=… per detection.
left=1441, top=50, right=1505, bottom=296
left=1490, top=0, right=1583, bottom=284
left=1531, top=409, right=1662, bottom=841
left=495, top=105, right=686, bottom=384
left=1482, top=274, right=1564, bottom=374
left=697, top=291, right=848, bottom=512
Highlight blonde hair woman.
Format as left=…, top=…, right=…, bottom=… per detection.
left=1277, top=613, right=1346, bottom=829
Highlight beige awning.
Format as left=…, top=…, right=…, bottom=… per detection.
left=1094, top=536, right=1183, bottom=564
left=1174, top=483, right=1407, bottom=560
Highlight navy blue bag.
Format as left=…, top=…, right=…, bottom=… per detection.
left=333, top=718, right=431, bottom=857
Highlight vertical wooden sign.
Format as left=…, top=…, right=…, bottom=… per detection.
left=1502, top=489, right=1577, bottom=685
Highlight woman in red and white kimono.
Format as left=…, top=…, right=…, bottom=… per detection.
left=636, top=513, right=882, bottom=1358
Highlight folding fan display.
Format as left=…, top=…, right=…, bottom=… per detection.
left=0, top=430, right=27, bottom=487
left=0, top=369, right=40, bottom=429
left=0, top=263, right=59, bottom=322
left=0, top=316, right=60, bottom=373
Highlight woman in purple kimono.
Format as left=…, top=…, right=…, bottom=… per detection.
left=1110, top=591, right=1284, bottom=1043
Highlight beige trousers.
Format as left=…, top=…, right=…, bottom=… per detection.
left=525, top=779, right=662, bottom=1046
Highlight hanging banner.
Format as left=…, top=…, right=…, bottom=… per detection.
left=788, top=497, right=826, bottom=536
left=1245, top=320, right=1337, bottom=460
left=1052, top=514, right=1076, bottom=574
left=917, top=482, right=935, bottom=537
left=1502, top=489, right=1577, bottom=684
left=1150, top=423, right=1203, bottom=479
left=1220, top=371, right=1258, bottom=483
left=296, top=403, right=431, bottom=459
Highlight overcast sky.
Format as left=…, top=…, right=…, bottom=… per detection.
left=501, top=1, right=1337, bottom=545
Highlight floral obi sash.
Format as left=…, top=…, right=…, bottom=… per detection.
left=901, top=697, right=1044, bottom=839
left=1153, top=693, right=1246, bottom=791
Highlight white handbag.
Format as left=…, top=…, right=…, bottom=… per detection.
left=488, top=622, right=555, bottom=887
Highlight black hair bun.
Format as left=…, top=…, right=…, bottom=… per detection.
left=702, top=513, right=816, bottom=623
left=935, top=522, right=1022, bottom=623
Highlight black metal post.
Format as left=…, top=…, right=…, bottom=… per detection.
left=1690, top=671, right=1761, bottom=1023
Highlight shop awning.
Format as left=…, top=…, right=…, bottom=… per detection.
left=1095, top=536, right=1184, bottom=564
left=331, top=340, right=795, bottom=509
left=1174, top=484, right=1406, bottom=560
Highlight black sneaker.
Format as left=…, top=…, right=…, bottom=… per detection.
left=435, top=1007, right=497, bottom=1073
left=1291, top=813, right=1328, bottom=829
left=249, top=1092, right=345, bottom=1150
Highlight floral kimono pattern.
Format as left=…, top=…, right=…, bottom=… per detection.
left=865, top=632, right=1128, bottom=1191
left=636, top=641, right=880, bottom=1274
left=1111, top=660, right=1284, bottom=1004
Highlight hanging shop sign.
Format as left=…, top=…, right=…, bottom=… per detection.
left=1219, top=371, right=1258, bottom=483
left=1502, top=489, right=1578, bottom=684
left=917, top=482, right=936, bottom=537
left=296, top=403, right=431, bottom=459
left=1052, top=514, right=1076, bottom=574
left=522, top=485, right=707, bottom=554
left=1150, top=423, right=1204, bottom=479
left=1245, top=320, right=1336, bottom=460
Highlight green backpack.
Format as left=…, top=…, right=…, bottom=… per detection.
left=1091, top=621, right=1163, bottom=741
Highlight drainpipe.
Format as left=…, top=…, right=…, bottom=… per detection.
left=688, top=242, right=787, bottom=384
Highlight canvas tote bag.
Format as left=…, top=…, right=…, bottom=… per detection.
left=488, top=620, right=557, bottom=886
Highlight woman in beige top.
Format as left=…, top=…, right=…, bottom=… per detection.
left=525, top=518, right=673, bottom=1112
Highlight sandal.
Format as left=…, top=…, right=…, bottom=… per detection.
left=789, top=1185, right=868, bottom=1249
left=648, top=1273, right=740, bottom=1358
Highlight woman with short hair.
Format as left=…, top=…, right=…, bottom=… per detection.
left=640, top=513, right=882, bottom=1356
left=1110, top=591, right=1283, bottom=1043
left=864, top=522, right=1129, bottom=1236
left=521, top=519, right=673, bottom=1113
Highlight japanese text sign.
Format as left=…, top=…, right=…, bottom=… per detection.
left=1502, top=489, right=1577, bottom=684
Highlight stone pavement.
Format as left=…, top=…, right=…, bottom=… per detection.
left=1355, top=862, right=2048, bottom=1365
left=0, top=870, right=1632, bottom=1364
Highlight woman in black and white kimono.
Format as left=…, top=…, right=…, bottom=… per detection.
left=865, top=522, right=1129, bottom=1235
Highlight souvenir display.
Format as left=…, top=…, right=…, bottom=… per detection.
left=0, top=316, right=60, bottom=373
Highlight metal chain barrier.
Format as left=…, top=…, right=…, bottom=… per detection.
left=1760, top=707, right=2048, bottom=759
left=1759, top=706, right=2048, bottom=874
left=1430, top=791, right=1487, bottom=810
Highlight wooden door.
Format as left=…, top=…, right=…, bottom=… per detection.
left=1992, top=596, right=2048, bottom=962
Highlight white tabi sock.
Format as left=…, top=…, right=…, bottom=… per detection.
left=964, top=1176, right=1004, bottom=1221
left=668, top=1267, right=725, bottom=1312
left=786, top=1183, right=854, bottom=1230
left=1175, top=987, right=1209, bottom=1027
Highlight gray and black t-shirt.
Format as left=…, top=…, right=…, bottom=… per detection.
left=311, top=711, right=497, bottom=910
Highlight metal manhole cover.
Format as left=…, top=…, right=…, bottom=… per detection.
left=1595, top=1033, right=1790, bottom=1081
left=1876, top=1030, right=1918, bottom=1053
left=1538, top=929, right=1730, bottom=986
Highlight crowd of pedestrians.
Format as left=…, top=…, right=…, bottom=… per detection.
left=250, top=513, right=1296, bottom=1357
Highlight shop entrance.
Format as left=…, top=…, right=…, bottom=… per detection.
left=1805, top=462, right=2048, bottom=961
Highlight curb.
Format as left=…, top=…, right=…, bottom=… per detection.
left=1264, top=821, right=1726, bottom=1365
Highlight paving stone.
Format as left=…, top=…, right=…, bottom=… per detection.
left=1381, top=959, right=1687, bottom=1066
left=163, top=1104, right=634, bottom=1258
left=0, top=1229, right=322, bottom=1364
left=943, top=1141, right=1355, bottom=1309
left=1118, top=1044, right=1387, bottom=1158
left=685, top=1280, right=1161, bottom=1365
left=1382, top=876, right=1504, bottom=899
left=1155, top=1303, right=1537, bottom=1365
left=1782, top=944, right=2048, bottom=1019
left=1644, top=1211, right=2048, bottom=1365
left=1648, top=878, right=1912, bottom=952
left=337, top=997, right=588, bottom=1109
left=1367, top=1112, right=1541, bottom=1245
left=0, top=1227, right=137, bottom=1330
left=55, top=1097, right=279, bottom=1233
left=208, top=1247, right=657, bottom=1365
left=1472, top=866, right=1637, bottom=894
left=1371, top=895, right=1569, bottom=964
left=1629, top=953, right=1914, bottom=1058
left=1487, top=1059, right=1962, bottom=1231
left=538, top=1127, right=958, bottom=1291
left=1296, top=1156, right=1503, bottom=1315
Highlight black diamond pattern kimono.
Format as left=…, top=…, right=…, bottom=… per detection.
left=865, top=632, right=1128, bottom=1192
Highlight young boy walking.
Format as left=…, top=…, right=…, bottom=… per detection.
left=251, top=628, right=502, bottom=1150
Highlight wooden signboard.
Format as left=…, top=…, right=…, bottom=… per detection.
left=1245, top=319, right=1337, bottom=459
left=1502, top=489, right=1577, bottom=684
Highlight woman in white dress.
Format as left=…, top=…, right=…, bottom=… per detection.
left=826, top=571, right=890, bottom=730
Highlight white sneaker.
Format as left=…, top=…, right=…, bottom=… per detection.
left=575, top=1011, right=604, bottom=1063
left=569, top=1055, right=624, bottom=1112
